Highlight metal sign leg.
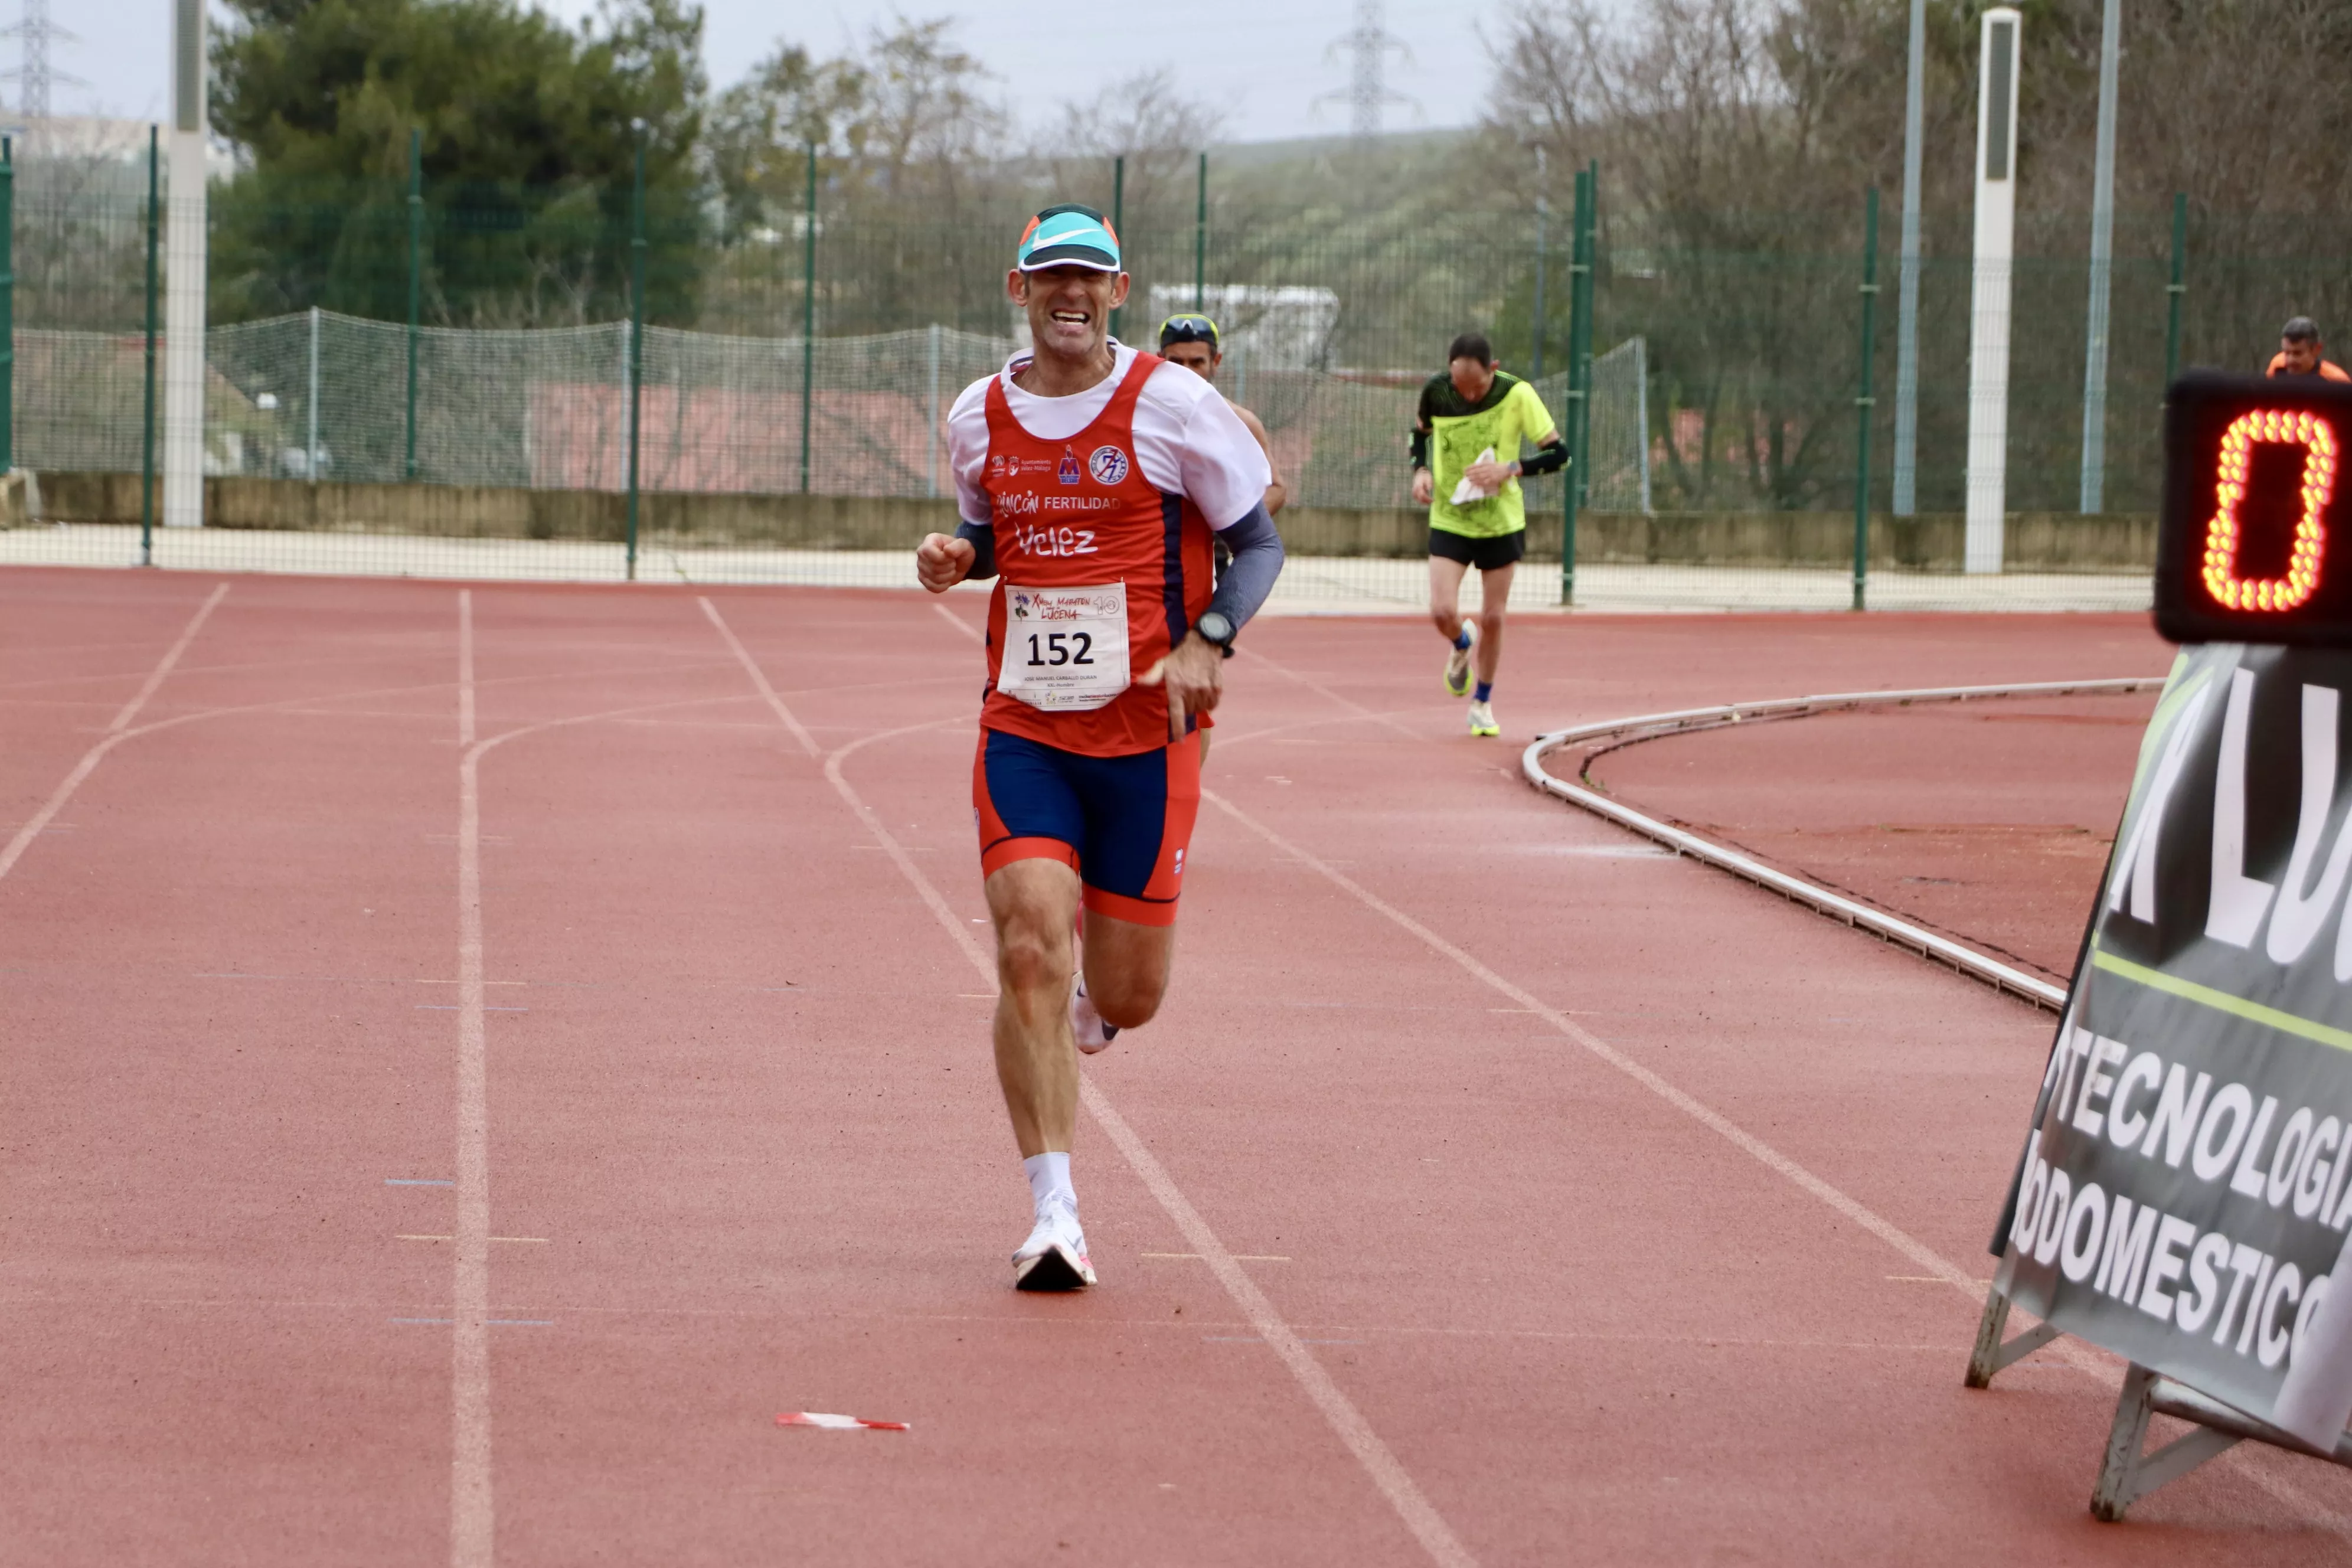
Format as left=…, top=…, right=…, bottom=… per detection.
left=2090, top=1363, right=2243, bottom=1521
left=1964, top=1285, right=2062, bottom=1388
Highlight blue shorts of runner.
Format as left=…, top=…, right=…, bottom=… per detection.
left=973, top=729, right=1201, bottom=927
left=1428, top=527, right=1527, bottom=571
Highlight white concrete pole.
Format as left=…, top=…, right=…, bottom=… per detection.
left=162, top=0, right=208, bottom=527
left=2077, top=0, right=2122, bottom=515
left=1965, top=8, right=2021, bottom=574
left=1892, top=0, right=1926, bottom=516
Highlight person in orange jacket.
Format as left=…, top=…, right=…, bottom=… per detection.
left=2266, top=317, right=2352, bottom=382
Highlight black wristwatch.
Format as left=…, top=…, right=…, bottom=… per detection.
left=1195, top=609, right=1238, bottom=658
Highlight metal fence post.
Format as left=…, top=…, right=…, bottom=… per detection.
left=306, top=305, right=321, bottom=481
left=801, top=139, right=816, bottom=495
left=405, top=127, right=422, bottom=481
left=0, top=136, right=13, bottom=477
left=1560, top=166, right=1592, bottom=607
left=1110, top=154, right=1125, bottom=343
left=1530, top=147, right=1547, bottom=383
left=1194, top=151, right=1206, bottom=311
left=626, top=122, right=646, bottom=582
left=1853, top=187, right=1881, bottom=612
left=1575, top=159, right=1599, bottom=513
left=141, top=126, right=160, bottom=567
left=925, top=321, right=942, bottom=499
left=2164, top=192, right=2187, bottom=391
left=2077, top=0, right=2121, bottom=514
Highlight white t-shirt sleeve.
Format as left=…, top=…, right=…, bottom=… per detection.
left=1132, top=364, right=1274, bottom=530
left=946, top=375, right=996, bottom=525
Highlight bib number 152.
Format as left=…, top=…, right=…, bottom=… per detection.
left=1024, top=631, right=1095, bottom=668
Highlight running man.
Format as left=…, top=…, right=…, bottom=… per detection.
left=2268, top=316, right=2352, bottom=382
left=1410, top=331, right=1566, bottom=737
left=1158, top=313, right=1288, bottom=515
left=915, top=204, right=1285, bottom=1291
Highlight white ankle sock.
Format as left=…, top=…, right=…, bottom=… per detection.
left=1024, top=1151, right=1074, bottom=1214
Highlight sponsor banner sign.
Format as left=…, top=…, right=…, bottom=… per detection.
left=1999, top=643, right=2352, bottom=1448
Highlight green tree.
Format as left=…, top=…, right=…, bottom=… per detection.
left=209, top=0, right=708, bottom=326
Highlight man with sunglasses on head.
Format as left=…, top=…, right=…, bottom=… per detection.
left=914, top=205, right=1285, bottom=1292
left=1157, top=313, right=1287, bottom=518
left=1411, top=331, right=1564, bottom=738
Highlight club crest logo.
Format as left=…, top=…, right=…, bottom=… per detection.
left=1057, top=446, right=1082, bottom=485
left=1008, top=589, right=1033, bottom=619
left=1088, top=445, right=1131, bottom=486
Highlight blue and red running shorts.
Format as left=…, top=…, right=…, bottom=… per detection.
left=974, top=729, right=1201, bottom=926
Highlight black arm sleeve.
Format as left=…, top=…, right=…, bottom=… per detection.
left=1206, top=504, right=1284, bottom=631
left=955, top=518, right=997, bottom=580
left=1409, top=426, right=1430, bottom=469
left=1517, top=439, right=1568, bottom=478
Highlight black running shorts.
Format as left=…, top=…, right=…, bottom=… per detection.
left=1428, top=527, right=1527, bottom=571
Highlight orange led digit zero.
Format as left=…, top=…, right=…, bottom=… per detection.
left=2201, top=408, right=2338, bottom=612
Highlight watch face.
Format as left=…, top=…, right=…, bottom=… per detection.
left=1198, top=612, right=1234, bottom=645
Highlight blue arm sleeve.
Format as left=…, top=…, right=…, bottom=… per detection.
left=1206, top=504, right=1284, bottom=631
left=955, top=518, right=997, bottom=580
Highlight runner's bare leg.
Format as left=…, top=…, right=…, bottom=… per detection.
left=1475, top=561, right=1514, bottom=685
left=1080, top=910, right=1174, bottom=1029
left=988, top=860, right=1084, bottom=1157
left=1429, top=554, right=1471, bottom=642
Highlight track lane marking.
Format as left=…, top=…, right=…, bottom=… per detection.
left=0, top=581, right=227, bottom=887
left=450, top=589, right=494, bottom=1568
left=701, top=596, right=1479, bottom=1568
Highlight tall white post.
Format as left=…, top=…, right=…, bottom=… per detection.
left=1892, top=0, right=1926, bottom=516
left=2077, top=0, right=2121, bottom=515
left=162, top=0, right=209, bottom=527
left=1965, top=8, right=2021, bottom=575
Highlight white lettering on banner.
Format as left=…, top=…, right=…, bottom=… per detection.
left=2271, top=1107, right=2318, bottom=1207
left=997, top=582, right=1131, bottom=713
left=2103, top=1200, right=2158, bottom=1301
left=2139, top=1214, right=2200, bottom=1318
left=2142, top=1064, right=2214, bottom=1168
left=2108, top=1051, right=2164, bottom=1148
left=2180, top=1232, right=2232, bottom=1331
left=2228, top=1096, right=2283, bottom=1198
left=1011, top=522, right=1099, bottom=558
left=2073, top=1035, right=2131, bottom=1137
left=2298, top=1118, right=2343, bottom=1218
left=2193, top=1083, right=2257, bottom=1182
left=2207, top=668, right=2279, bottom=947
left=2109, top=679, right=2214, bottom=921
left=2270, top=685, right=2352, bottom=962
left=2061, top=1183, right=2109, bottom=1282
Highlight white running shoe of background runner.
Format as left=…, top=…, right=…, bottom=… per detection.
left=1013, top=1196, right=1096, bottom=1291
left=1444, top=621, right=1478, bottom=697
left=1071, top=975, right=1119, bottom=1054
left=1468, top=699, right=1500, bottom=737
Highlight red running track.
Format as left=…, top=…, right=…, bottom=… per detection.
left=4, top=569, right=2348, bottom=1564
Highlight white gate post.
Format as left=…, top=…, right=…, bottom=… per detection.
left=1964, top=8, right=2021, bottom=574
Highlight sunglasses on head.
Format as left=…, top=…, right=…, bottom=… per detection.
left=1158, top=313, right=1221, bottom=348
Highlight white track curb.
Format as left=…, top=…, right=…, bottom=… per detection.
left=1520, top=678, right=2168, bottom=1012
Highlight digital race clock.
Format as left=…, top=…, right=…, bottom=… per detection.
left=2156, top=371, right=2352, bottom=645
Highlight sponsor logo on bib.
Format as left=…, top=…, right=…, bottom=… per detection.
left=1088, top=445, right=1132, bottom=486
left=1057, top=446, right=1082, bottom=485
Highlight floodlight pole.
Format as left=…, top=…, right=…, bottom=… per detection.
left=1892, top=0, right=1925, bottom=517
left=162, top=0, right=208, bottom=529
left=1530, top=146, right=1547, bottom=382
left=0, top=136, right=14, bottom=477
left=2077, top=0, right=2121, bottom=514
left=1559, top=166, right=1592, bottom=607
left=1964, top=9, right=2021, bottom=575
left=1110, top=155, right=1125, bottom=343
left=2164, top=193, right=2187, bottom=391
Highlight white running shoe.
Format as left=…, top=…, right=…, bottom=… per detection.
left=1012, top=1197, right=1096, bottom=1291
left=1071, top=975, right=1119, bottom=1055
left=1443, top=622, right=1478, bottom=697
left=1468, top=699, right=1500, bottom=737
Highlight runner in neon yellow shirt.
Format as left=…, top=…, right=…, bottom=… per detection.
left=1410, top=331, right=1566, bottom=737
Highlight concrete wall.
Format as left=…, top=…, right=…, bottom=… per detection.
left=26, top=472, right=2156, bottom=571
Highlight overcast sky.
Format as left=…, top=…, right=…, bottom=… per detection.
left=47, top=0, right=1495, bottom=145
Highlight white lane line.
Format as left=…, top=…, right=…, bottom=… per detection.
left=698, top=597, right=819, bottom=758
left=450, top=589, right=495, bottom=1568
left=701, top=599, right=1478, bottom=1568
left=0, top=581, right=228, bottom=887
